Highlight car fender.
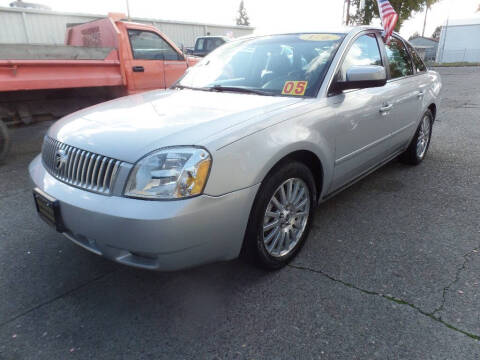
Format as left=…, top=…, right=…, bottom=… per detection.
left=203, top=109, right=336, bottom=198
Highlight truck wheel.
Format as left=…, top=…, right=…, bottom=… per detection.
left=0, top=120, right=11, bottom=164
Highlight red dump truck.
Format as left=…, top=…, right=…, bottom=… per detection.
left=0, top=13, right=198, bottom=162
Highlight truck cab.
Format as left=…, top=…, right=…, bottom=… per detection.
left=186, top=36, right=229, bottom=57
left=64, top=15, right=198, bottom=94
left=121, top=22, right=196, bottom=93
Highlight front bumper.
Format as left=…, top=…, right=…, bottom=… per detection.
left=29, top=155, right=259, bottom=271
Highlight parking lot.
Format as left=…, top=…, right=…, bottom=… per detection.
left=0, top=66, right=479, bottom=359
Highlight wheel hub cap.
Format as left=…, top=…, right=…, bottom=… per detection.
left=416, top=115, right=431, bottom=159
left=262, top=178, right=310, bottom=258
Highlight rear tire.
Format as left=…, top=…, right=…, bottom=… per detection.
left=400, top=110, right=433, bottom=165
left=0, top=120, right=10, bottom=164
left=242, top=161, right=317, bottom=269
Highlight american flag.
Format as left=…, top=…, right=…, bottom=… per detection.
left=376, top=0, right=399, bottom=44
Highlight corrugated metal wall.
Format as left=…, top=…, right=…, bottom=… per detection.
left=436, top=24, right=480, bottom=63
left=0, top=6, right=254, bottom=47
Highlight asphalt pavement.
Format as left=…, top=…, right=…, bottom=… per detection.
left=0, top=67, right=479, bottom=359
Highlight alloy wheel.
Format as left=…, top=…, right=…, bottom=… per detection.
left=416, top=115, right=431, bottom=159
left=262, top=178, right=310, bottom=257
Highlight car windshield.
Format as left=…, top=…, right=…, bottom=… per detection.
left=177, top=33, right=345, bottom=97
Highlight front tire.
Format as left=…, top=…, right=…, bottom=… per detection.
left=243, top=161, right=317, bottom=269
left=400, top=110, right=433, bottom=165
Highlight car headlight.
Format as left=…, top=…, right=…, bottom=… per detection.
left=125, top=147, right=211, bottom=199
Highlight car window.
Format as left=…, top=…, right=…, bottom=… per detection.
left=406, top=43, right=427, bottom=73
left=196, top=38, right=205, bottom=51
left=128, top=30, right=180, bottom=61
left=206, top=39, right=216, bottom=51
left=385, top=37, right=414, bottom=79
left=339, top=33, right=382, bottom=81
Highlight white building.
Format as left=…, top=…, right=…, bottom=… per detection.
left=0, top=6, right=254, bottom=49
left=436, top=17, right=480, bottom=63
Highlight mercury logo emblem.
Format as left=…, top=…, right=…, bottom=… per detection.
left=54, top=149, right=68, bottom=170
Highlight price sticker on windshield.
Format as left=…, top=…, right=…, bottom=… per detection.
left=282, top=81, right=308, bottom=96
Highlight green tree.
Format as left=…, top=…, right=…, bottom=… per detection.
left=350, top=0, right=440, bottom=31
left=409, top=31, right=419, bottom=40
left=432, top=25, right=441, bottom=39
left=236, top=0, right=250, bottom=26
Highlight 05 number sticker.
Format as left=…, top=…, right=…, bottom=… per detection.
left=282, top=81, right=308, bottom=96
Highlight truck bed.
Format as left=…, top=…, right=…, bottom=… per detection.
left=0, top=44, right=114, bottom=60
left=0, top=46, right=124, bottom=92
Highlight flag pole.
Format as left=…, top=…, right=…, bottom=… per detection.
left=422, top=2, right=429, bottom=37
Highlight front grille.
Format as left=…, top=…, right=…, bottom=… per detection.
left=41, top=136, right=121, bottom=195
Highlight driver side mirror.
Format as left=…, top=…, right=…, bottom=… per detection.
left=332, top=65, right=387, bottom=92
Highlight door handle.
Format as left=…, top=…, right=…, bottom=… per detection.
left=132, top=66, right=144, bottom=72
left=379, top=104, right=393, bottom=114
left=417, top=91, right=425, bottom=99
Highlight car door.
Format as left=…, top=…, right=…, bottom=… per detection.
left=127, top=29, right=167, bottom=91
left=406, top=41, right=431, bottom=134
left=127, top=29, right=187, bottom=91
left=329, top=32, right=393, bottom=191
left=163, top=52, right=188, bottom=88
left=380, top=36, right=424, bottom=150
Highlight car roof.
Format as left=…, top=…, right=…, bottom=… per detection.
left=259, top=26, right=386, bottom=36
left=196, top=36, right=229, bottom=39
left=234, top=27, right=402, bottom=43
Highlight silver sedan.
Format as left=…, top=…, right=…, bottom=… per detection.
left=30, top=27, right=441, bottom=271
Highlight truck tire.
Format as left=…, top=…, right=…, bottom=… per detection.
left=0, top=120, right=11, bottom=164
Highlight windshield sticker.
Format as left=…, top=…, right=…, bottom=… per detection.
left=299, top=34, right=341, bottom=41
left=282, top=81, right=308, bottom=96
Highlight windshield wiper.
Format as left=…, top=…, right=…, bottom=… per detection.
left=171, top=84, right=210, bottom=91
left=207, top=85, right=274, bottom=96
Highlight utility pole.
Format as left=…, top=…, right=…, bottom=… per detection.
left=422, top=2, right=429, bottom=37
left=345, top=0, right=351, bottom=26
left=126, top=0, right=131, bottom=20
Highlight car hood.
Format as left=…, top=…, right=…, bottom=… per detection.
left=48, top=89, right=303, bottom=163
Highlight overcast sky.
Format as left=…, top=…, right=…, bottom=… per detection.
left=1, top=0, right=479, bottom=38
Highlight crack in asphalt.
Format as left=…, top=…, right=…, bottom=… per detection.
left=432, top=245, right=480, bottom=317
left=288, top=263, right=480, bottom=341
left=0, top=270, right=117, bottom=329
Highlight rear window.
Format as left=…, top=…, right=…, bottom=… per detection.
left=385, top=37, right=414, bottom=79
left=407, top=43, right=427, bottom=73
